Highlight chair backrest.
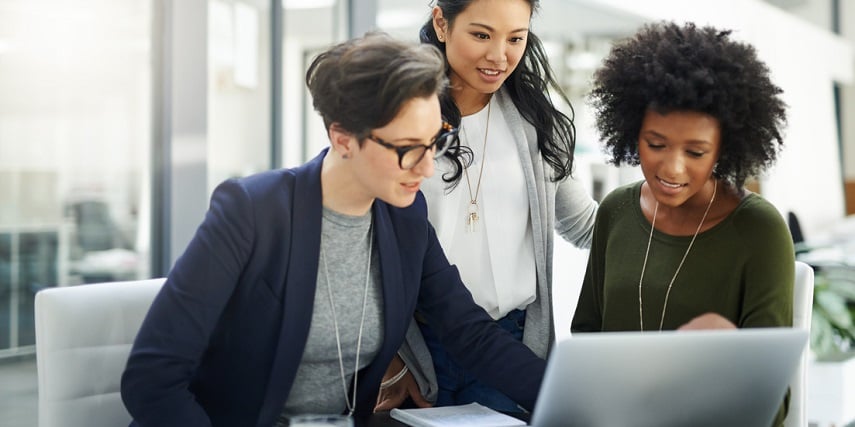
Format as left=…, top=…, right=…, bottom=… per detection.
left=34, top=278, right=165, bottom=427
left=785, top=261, right=814, bottom=427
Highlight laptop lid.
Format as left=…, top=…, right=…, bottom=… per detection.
left=530, top=328, right=808, bottom=427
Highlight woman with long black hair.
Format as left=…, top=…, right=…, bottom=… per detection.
left=376, top=0, right=597, bottom=414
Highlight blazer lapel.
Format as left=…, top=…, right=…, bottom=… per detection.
left=257, top=151, right=325, bottom=426
left=348, top=202, right=410, bottom=413
left=373, top=203, right=407, bottom=354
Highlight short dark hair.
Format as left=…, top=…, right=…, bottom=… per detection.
left=589, top=21, right=787, bottom=188
left=306, top=32, right=448, bottom=141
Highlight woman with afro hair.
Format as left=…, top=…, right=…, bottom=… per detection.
left=572, top=21, right=794, bottom=425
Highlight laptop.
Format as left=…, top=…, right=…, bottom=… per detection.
left=529, top=328, right=808, bottom=427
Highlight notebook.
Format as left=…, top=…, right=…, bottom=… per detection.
left=529, top=328, right=808, bottom=427
left=390, top=402, right=525, bottom=427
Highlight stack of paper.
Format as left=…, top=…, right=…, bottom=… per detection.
left=389, top=403, right=526, bottom=427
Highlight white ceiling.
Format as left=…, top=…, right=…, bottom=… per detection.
left=373, top=0, right=821, bottom=42
left=375, top=0, right=646, bottom=42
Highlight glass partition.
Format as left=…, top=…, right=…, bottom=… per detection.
left=208, top=0, right=272, bottom=190
left=0, top=0, right=152, bottom=357
left=281, top=0, right=347, bottom=166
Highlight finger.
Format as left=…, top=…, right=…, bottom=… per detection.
left=374, top=399, right=388, bottom=412
left=374, top=395, right=389, bottom=411
left=375, top=387, right=407, bottom=411
left=374, top=393, right=386, bottom=409
left=374, top=394, right=405, bottom=412
left=411, top=393, right=433, bottom=408
left=407, top=381, right=433, bottom=408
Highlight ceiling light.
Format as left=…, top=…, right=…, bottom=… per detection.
left=283, top=0, right=335, bottom=10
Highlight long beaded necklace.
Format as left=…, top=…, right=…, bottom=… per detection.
left=638, top=180, right=717, bottom=332
left=461, top=100, right=491, bottom=232
left=321, top=221, right=373, bottom=416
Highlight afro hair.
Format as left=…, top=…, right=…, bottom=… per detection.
left=588, top=21, right=787, bottom=188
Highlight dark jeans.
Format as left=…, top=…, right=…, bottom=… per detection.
left=418, top=309, right=526, bottom=414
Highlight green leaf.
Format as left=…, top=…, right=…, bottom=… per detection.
left=824, top=279, right=855, bottom=300
left=815, top=289, right=853, bottom=329
left=810, top=267, right=855, bottom=354
left=811, top=312, right=837, bottom=357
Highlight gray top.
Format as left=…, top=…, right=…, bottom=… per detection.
left=279, top=207, right=383, bottom=420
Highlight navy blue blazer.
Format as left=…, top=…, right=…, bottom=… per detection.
left=121, top=150, right=546, bottom=427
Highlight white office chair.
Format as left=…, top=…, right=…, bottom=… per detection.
left=785, top=261, right=815, bottom=427
left=34, top=278, right=165, bottom=427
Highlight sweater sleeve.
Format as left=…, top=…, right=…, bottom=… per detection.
left=735, top=197, right=795, bottom=328
left=396, top=319, right=439, bottom=403
left=554, top=175, right=598, bottom=249
left=570, top=188, right=616, bottom=333
left=732, top=199, right=794, bottom=427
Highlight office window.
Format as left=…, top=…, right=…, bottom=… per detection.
left=0, top=0, right=152, bottom=356
left=281, top=0, right=347, bottom=166
left=208, top=0, right=272, bottom=190
left=376, top=0, right=426, bottom=40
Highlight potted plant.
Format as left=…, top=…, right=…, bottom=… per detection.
left=811, top=265, right=855, bottom=357
left=807, top=263, right=855, bottom=426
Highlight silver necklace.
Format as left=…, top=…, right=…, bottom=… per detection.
left=321, top=220, right=373, bottom=416
left=461, top=100, right=491, bottom=232
left=638, top=180, right=717, bottom=332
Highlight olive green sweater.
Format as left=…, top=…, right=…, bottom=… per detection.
left=572, top=181, right=795, bottom=425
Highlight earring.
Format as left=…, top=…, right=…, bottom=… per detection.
left=437, top=34, right=444, bottom=42
left=342, top=153, right=350, bottom=160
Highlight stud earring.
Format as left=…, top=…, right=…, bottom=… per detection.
left=438, top=34, right=444, bottom=42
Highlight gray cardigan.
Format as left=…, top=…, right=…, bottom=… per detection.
left=401, top=88, right=598, bottom=402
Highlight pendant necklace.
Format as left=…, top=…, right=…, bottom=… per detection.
left=321, top=220, right=373, bottom=416
left=461, top=100, right=491, bottom=232
left=638, top=180, right=717, bottom=332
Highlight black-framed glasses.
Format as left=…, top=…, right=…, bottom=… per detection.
left=366, top=122, right=459, bottom=170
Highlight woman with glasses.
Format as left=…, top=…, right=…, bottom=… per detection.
left=121, top=33, right=545, bottom=427
left=375, top=0, right=597, bottom=414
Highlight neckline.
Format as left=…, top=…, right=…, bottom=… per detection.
left=632, top=181, right=752, bottom=241
left=461, top=96, right=493, bottom=120
left=460, top=98, right=493, bottom=152
left=322, top=206, right=373, bottom=226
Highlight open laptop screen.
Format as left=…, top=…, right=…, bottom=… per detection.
left=530, top=328, right=808, bottom=427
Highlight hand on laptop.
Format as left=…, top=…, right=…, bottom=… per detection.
left=374, top=354, right=433, bottom=412
left=678, top=312, right=737, bottom=331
